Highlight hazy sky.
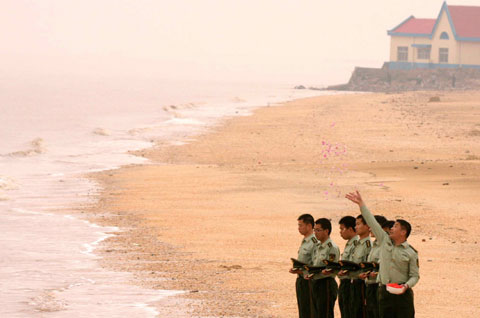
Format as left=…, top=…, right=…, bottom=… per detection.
left=1, top=0, right=479, bottom=86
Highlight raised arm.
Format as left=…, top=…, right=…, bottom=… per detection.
left=345, top=191, right=388, bottom=243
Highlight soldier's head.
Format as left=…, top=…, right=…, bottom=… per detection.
left=297, top=214, right=314, bottom=236
left=314, top=218, right=331, bottom=241
left=383, top=220, right=395, bottom=234
left=339, top=216, right=356, bottom=240
left=371, top=215, right=387, bottom=238
left=355, top=215, right=371, bottom=238
left=390, top=219, right=412, bottom=241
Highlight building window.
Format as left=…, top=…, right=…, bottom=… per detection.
left=440, top=32, right=449, bottom=40
left=417, top=47, right=431, bottom=60
left=439, top=48, right=449, bottom=63
left=397, top=47, right=408, bottom=61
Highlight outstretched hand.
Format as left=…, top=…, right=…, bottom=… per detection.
left=345, top=191, right=365, bottom=207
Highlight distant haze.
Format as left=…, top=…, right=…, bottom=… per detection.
left=1, top=0, right=479, bottom=86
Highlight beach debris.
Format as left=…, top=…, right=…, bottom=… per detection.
left=428, top=96, right=441, bottom=102
left=294, top=85, right=306, bottom=89
left=468, top=129, right=480, bottom=136
left=219, top=265, right=242, bottom=270
left=442, top=182, right=449, bottom=186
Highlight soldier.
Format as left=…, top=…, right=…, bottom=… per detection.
left=346, top=191, right=419, bottom=318
left=383, top=220, right=394, bottom=232
left=290, top=214, right=317, bottom=318
left=349, top=215, right=372, bottom=318
left=337, top=216, right=358, bottom=318
left=358, top=215, right=387, bottom=318
left=310, top=218, right=340, bottom=318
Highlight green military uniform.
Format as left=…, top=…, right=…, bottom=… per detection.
left=296, top=233, right=318, bottom=318
left=360, top=206, right=419, bottom=318
left=338, top=235, right=359, bottom=318
left=311, top=238, right=340, bottom=318
left=365, top=239, right=381, bottom=318
left=349, top=236, right=372, bottom=318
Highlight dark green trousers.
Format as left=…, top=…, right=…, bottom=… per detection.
left=338, top=279, right=351, bottom=318
left=365, top=283, right=379, bottom=318
left=350, top=279, right=367, bottom=318
left=378, top=285, right=414, bottom=318
left=312, top=277, right=338, bottom=318
left=296, top=276, right=315, bottom=318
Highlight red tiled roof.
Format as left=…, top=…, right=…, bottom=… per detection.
left=448, top=5, right=480, bottom=39
left=392, top=17, right=436, bottom=35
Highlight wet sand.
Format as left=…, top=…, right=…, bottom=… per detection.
left=88, top=91, right=480, bottom=317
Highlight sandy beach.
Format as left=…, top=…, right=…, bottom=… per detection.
left=86, top=90, right=480, bottom=317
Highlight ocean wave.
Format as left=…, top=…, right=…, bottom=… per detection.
left=232, top=96, right=246, bottom=103
left=164, top=118, right=204, bottom=125
left=5, top=138, right=47, bottom=157
left=92, top=128, right=111, bottom=136
left=29, top=291, right=67, bottom=312
left=162, top=102, right=201, bottom=112
left=0, top=176, right=18, bottom=190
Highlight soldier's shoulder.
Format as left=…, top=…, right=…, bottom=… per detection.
left=365, top=238, right=372, bottom=248
left=311, top=236, right=318, bottom=244
left=408, top=243, right=418, bottom=254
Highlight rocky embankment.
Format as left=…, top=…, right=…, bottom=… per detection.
left=325, top=64, right=480, bottom=92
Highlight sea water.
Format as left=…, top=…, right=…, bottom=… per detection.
left=0, top=75, right=333, bottom=317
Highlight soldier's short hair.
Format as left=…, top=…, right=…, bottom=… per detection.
left=339, top=216, right=356, bottom=231
left=356, top=214, right=368, bottom=225
left=383, top=220, right=395, bottom=229
left=297, top=214, right=314, bottom=227
left=315, top=218, right=332, bottom=235
left=396, top=219, right=412, bottom=238
left=374, top=215, right=387, bottom=227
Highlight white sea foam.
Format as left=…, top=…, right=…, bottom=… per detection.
left=165, top=117, right=205, bottom=125
left=0, top=176, right=17, bottom=190
left=5, top=137, right=47, bottom=157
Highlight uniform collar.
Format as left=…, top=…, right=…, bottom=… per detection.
left=359, top=236, right=370, bottom=243
left=320, top=237, right=332, bottom=247
left=400, top=241, right=410, bottom=248
left=303, top=233, right=315, bottom=243
left=347, top=235, right=359, bottom=245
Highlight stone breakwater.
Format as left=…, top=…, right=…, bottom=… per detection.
left=327, top=65, right=480, bottom=92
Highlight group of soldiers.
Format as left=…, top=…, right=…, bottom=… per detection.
left=289, top=191, right=420, bottom=318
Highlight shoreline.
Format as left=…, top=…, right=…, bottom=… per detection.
left=87, top=90, right=480, bottom=317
